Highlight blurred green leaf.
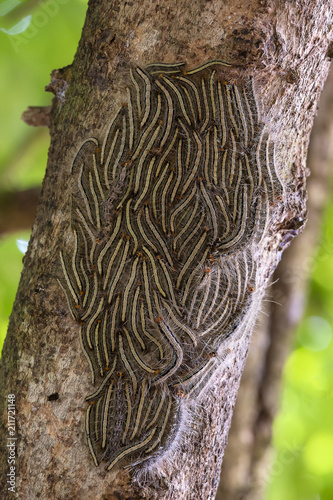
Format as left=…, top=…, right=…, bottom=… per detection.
left=0, top=0, right=21, bottom=17
left=0, top=14, right=31, bottom=34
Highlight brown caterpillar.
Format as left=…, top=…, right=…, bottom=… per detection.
left=58, top=60, right=283, bottom=472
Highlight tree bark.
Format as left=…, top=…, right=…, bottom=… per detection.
left=0, top=1, right=332, bottom=499
left=217, top=64, right=333, bottom=500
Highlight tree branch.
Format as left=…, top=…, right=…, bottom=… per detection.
left=21, top=107, right=51, bottom=128
left=0, top=188, right=41, bottom=235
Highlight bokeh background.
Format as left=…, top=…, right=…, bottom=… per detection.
left=0, top=1, right=332, bottom=499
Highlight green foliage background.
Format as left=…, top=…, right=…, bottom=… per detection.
left=0, top=2, right=332, bottom=498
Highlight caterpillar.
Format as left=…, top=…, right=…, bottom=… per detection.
left=58, top=60, right=283, bottom=472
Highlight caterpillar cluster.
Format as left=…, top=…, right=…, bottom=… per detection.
left=58, top=60, right=283, bottom=472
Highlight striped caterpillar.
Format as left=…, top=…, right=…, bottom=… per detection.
left=58, top=60, right=283, bottom=472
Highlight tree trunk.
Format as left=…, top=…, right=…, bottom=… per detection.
left=0, top=1, right=332, bottom=499
left=217, top=64, right=333, bottom=500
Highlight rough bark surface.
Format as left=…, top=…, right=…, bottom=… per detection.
left=21, top=106, right=51, bottom=128
left=0, top=1, right=332, bottom=500
left=217, top=65, right=333, bottom=500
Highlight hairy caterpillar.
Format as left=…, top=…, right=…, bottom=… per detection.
left=58, top=60, right=283, bottom=472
